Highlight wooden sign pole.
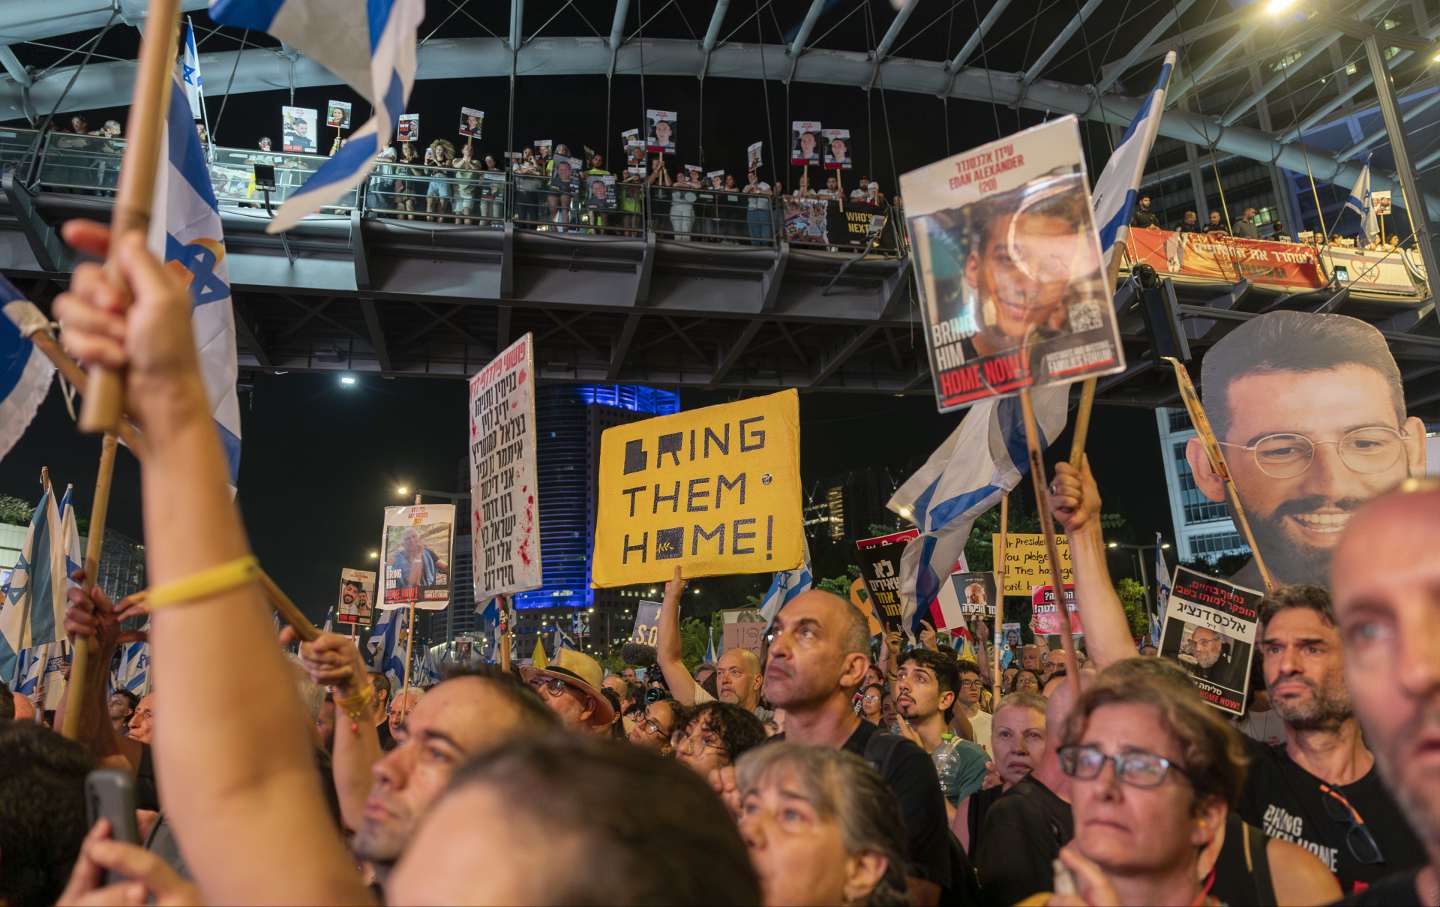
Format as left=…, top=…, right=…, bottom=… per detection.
left=1065, top=240, right=1129, bottom=469
left=498, top=594, right=512, bottom=673
left=77, top=0, right=182, bottom=434
left=1164, top=357, right=1275, bottom=591
left=1020, top=387, right=1080, bottom=697
left=992, top=493, right=1008, bottom=706
left=61, top=436, right=117, bottom=740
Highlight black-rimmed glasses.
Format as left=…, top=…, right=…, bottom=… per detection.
left=1320, top=784, right=1385, bottom=865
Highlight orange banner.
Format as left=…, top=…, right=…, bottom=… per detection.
left=1127, top=229, right=1326, bottom=291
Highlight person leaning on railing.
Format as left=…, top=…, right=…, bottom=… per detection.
left=453, top=144, right=479, bottom=226
left=396, top=141, right=420, bottom=220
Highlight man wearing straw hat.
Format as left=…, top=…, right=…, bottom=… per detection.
left=520, top=647, right=615, bottom=733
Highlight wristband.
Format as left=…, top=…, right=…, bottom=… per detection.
left=145, top=555, right=260, bottom=610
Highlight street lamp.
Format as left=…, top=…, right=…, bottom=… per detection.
left=1106, top=541, right=1172, bottom=615
left=1264, top=0, right=1297, bottom=15
left=395, top=484, right=409, bottom=496
left=367, top=550, right=379, bottom=559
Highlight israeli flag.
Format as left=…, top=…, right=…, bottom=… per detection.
left=148, top=68, right=241, bottom=488
left=0, top=279, right=55, bottom=464
left=477, top=596, right=502, bottom=664
left=889, top=388, right=1068, bottom=638
left=1091, top=51, right=1176, bottom=276
left=114, top=638, right=151, bottom=695
left=705, top=630, right=718, bottom=665
left=759, top=541, right=814, bottom=630
left=1344, top=155, right=1379, bottom=241
left=1152, top=532, right=1170, bottom=647
left=181, top=19, right=205, bottom=120
left=209, top=0, right=425, bottom=233
left=0, top=489, right=64, bottom=684
left=366, top=605, right=407, bottom=693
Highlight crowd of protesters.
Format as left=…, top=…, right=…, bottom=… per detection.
left=2, top=213, right=1439, bottom=907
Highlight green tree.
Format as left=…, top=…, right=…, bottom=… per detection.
left=680, top=616, right=713, bottom=671
left=0, top=494, right=33, bottom=526
left=1114, top=577, right=1151, bottom=640
left=814, top=565, right=860, bottom=598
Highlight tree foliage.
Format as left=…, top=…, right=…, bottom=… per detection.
left=1114, top=577, right=1152, bottom=639
left=0, top=494, right=33, bottom=526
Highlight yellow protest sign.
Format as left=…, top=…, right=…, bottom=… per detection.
left=592, top=389, right=804, bottom=587
left=993, top=532, right=1074, bottom=596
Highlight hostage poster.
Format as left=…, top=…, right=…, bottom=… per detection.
left=822, top=128, right=851, bottom=170
left=855, top=529, right=918, bottom=631
left=326, top=100, right=352, bottom=130
left=791, top=120, right=821, bottom=165
left=458, top=107, right=484, bottom=138
left=1031, top=584, right=1081, bottom=636
left=591, top=389, right=803, bottom=586
left=337, top=568, right=376, bottom=625
left=379, top=504, right=455, bottom=610
left=1160, top=567, right=1260, bottom=716
left=646, top=109, right=677, bottom=154
left=469, top=334, right=542, bottom=602
left=281, top=105, right=317, bottom=153
left=900, top=116, right=1125, bottom=412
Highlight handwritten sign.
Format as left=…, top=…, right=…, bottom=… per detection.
left=993, top=533, right=1073, bottom=596
left=591, top=389, right=803, bottom=586
left=1159, top=567, right=1260, bottom=716
left=1030, top=584, right=1081, bottom=636
left=722, top=611, right=767, bottom=659
left=469, top=335, right=541, bottom=602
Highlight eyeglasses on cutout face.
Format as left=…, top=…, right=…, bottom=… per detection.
left=1218, top=427, right=1408, bottom=480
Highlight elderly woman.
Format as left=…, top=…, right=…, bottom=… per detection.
left=736, top=743, right=909, bottom=906
left=1023, top=673, right=1247, bottom=906
left=673, top=701, right=766, bottom=777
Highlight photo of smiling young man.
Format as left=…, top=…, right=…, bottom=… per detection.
left=1192, top=311, right=1426, bottom=589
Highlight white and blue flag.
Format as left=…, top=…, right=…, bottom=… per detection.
left=477, top=596, right=505, bottom=664
left=209, top=0, right=425, bottom=233
left=705, top=629, right=718, bottom=665
left=148, top=68, right=241, bottom=488
left=759, top=541, right=813, bottom=630
left=1091, top=51, right=1176, bottom=275
left=181, top=19, right=205, bottom=120
left=1343, top=155, right=1378, bottom=242
left=0, top=280, right=55, bottom=464
left=114, top=638, right=151, bottom=696
left=890, top=388, right=1068, bottom=638
left=0, top=489, right=65, bottom=685
left=367, top=605, right=408, bottom=693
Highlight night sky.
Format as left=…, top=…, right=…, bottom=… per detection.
left=0, top=4, right=1173, bottom=620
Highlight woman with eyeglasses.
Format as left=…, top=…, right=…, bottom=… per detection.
left=627, top=698, right=684, bottom=756
left=858, top=683, right=886, bottom=726
left=1020, top=677, right=1247, bottom=906
left=674, top=702, right=767, bottom=778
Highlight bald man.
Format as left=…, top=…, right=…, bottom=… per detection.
left=657, top=568, right=766, bottom=717
left=1331, top=478, right=1440, bottom=905
left=764, top=589, right=960, bottom=904
left=1186, top=626, right=1247, bottom=693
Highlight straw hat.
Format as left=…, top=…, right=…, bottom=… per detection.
left=519, top=648, right=615, bottom=729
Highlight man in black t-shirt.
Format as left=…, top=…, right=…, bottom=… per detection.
left=1329, top=483, right=1440, bottom=906
left=764, top=590, right=958, bottom=905
left=1131, top=195, right=1159, bottom=229
left=1188, top=626, right=1248, bottom=693
left=1235, top=585, right=1425, bottom=896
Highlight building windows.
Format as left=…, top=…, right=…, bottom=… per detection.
left=1190, top=530, right=1248, bottom=557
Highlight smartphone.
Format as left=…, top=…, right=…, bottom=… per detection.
left=86, top=769, right=140, bottom=885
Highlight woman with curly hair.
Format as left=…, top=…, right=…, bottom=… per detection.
left=673, top=701, right=766, bottom=777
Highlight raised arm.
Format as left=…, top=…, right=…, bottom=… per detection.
left=57, top=579, right=143, bottom=772
left=1048, top=456, right=1138, bottom=667
left=288, top=628, right=382, bottom=831
left=55, top=222, right=371, bottom=905
left=656, top=566, right=699, bottom=706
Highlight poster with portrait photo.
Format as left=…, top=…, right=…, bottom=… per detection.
left=550, top=155, right=581, bottom=194
left=747, top=141, right=763, bottom=172
left=899, top=116, right=1125, bottom=413
left=1158, top=566, right=1261, bottom=716
left=625, top=139, right=647, bottom=177
left=646, top=109, right=677, bottom=154
left=684, top=164, right=703, bottom=184
left=791, top=120, right=822, bottom=166
left=397, top=113, right=420, bottom=143
left=379, top=504, right=455, bottom=611
left=706, top=169, right=725, bottom=187
left=281, top=105, right=317, bottom=153
left=1001, top=621, right=1022, bottom=668
left=822, top=128, right=852, bottom=170
left=534, top=139, right=553, bottom=154
left=326, top=100, right=352, bottom=130
left=458, top=107, right=484, bottom=138
left=337, top=568, right=376, bottom=625
left=586, top=173, right=617, bottom=209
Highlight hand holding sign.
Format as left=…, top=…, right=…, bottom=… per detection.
left=1049, top=457, right=1101, bottom=536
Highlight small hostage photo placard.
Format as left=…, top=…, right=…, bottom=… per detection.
left=1160, top=567, right=1261, bottom=716
left=469, top=335, right=541, bottom=602
left=379, top=504, right=455, bottom=610
left=337, top=568, right=376, bottom=625
left=1031, top=584, right=1081, bottom=636
left=900, top=116, right=1124, bottom=412
left=592, top=389, right=803, bottom=586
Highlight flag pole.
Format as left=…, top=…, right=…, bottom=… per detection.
left=19, top=323, right=144, bottom=453
left=77, top=0, right=182, bottom=435
left=61, top=435, right=117, bottom=740
left=1019, top=387, right=1080, bottom=697
left=991, top=493, right=1008, bottom=707
left=1163, top=357, right=1275, bottom=592
left=398, top=492, right=421, bottom=719
left=498, top=594, right=512, bottom=673
left=1066, top=239, right=1128, bottom=469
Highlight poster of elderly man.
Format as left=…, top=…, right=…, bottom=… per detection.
left=379, top=504, right=455, bottom=610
